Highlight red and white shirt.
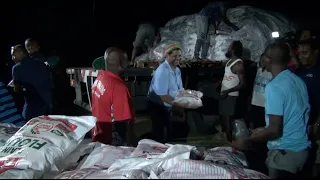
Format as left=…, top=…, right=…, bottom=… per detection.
left=91, top=71, right=135, bottom=144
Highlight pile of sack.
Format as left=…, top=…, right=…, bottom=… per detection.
left=136, top=5, right=295, bottom=63
left=0, top=115, right=269, bottom=179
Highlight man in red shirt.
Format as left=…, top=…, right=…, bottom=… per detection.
left=91, top=47, right=135, bottom=146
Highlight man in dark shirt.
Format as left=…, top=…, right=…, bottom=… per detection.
left=24, top=38, right=46, bottom=62
left=296, top=38, right=320, bottom=131
left=11, top=45, right=52, bottom=120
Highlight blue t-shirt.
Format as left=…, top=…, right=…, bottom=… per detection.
left=147, top=60, right=183, bottom=107
left=265, top=70, right=310, bottom=152
left=12, top=57, right=52, bottom=120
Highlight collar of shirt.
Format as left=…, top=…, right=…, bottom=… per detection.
left=164, top=60, right=179, bottom=74
left=101, top=70, right=123, bottom=81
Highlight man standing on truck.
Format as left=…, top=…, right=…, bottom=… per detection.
left=91, top=47, right=135, bottom=146
left=233, top=42, right=310, bottom=179
left=194, top=2, right=239, bottom=60
left=147, top=44, right=184, bottom=143
left=131, top=22, right=160, bottom=66
left=11, top=45, right=52, bottom=120
left=219, top=41, right=246, bottom=142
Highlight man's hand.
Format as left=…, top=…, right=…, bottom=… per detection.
left=232, top=138, right=251, bottom=151
left=251, top=127, right=265, bottom=136
left=220, top=90, right=229, bottom=99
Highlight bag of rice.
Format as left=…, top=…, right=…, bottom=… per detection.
left=129, top=139, right=168, bottom=158
left=0, top=115, right=96, bottom=174
left=173, top=90, right=203, bottom=109
left=204, top=147, right=248, bottom=167
left=79, top=144, right=135, bottom=170
left=158, top=160, right=269, bottom=179
left=54, top=169, right=149, bottom=179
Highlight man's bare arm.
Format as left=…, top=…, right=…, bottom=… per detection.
left=225, top=62, right=246, bottom=93
left=248, top=115, right=283, bottom=142
left=222, top=17, right=240, bottom=31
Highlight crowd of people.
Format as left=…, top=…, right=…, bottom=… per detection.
left=90, top=26, right=319, bottom=179
left=0, top=1, right=319, bottom=179
left=0, top=38, right=68, bottom=126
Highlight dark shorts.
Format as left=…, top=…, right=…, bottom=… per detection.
left=219, top=95, right=237, bottom=116
left=92, top=121, right=128, bottom=146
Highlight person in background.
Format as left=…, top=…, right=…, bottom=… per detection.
left=219, top=41, right=246, bottom=142
left=131, top=22, right=160, bottom=65
left=194, top=1, right=239, bottom=60
left=233, top=42, right=310, bottom=179
left=296, top=37, right=320, bottom=176
left=11, top=45, right=52, bottom=120
left=246, top=53, right=272, bottom=129
left=91, top=47, right=135, bottom=146
left=0, top=80, right=25, bottom=126
left=24, top=38, right=46, bottom=62
left=147, top=44, right=184, bottom=143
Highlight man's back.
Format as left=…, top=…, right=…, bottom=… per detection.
left=265, top=70, right=310, bottom=151
left=13, top=57, right=52, bottom=106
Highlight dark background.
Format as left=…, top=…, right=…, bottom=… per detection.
left=0, top=0, right=319, bottom=72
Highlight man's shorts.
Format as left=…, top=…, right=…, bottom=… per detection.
left=266, top=149, right=309, bottom=178
left=219, top=95, right=237, bottom=116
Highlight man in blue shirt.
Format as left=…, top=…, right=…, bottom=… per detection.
left=233, top=42, right=310, bottom=178
left=194, top=2, right=239, bottom=60
left=147, top=44, right=184, bottom=143
left=0, top=80, right=25, bottom=126
left=11, top=45, right=52, bottom=120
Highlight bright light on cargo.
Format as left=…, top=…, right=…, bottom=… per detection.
left=272, top=32, right=279, bottom=38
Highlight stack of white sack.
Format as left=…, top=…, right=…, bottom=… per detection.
left=0, top=115, right=96, bottom=179
left=136, top=5, right=295, bottom=63
left=158, top=146, right=268, bottom=179
left=173, top=90, right=203, bottom=109
left=54, top=139, right=197, bottom=179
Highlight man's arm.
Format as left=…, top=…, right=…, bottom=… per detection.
left=153, top=69, right=176, bottom=105
left=12, top=65, right=22, bottom=93
left=225, top=61, right=246, bottom=93
left=222, top=17, right=240, bottom=31
left=112, top=84, right=135, bottom=124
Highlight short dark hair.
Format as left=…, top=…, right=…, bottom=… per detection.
left=25, top=38, right=40, bottom=46
left=298, top=38, right=319, bottom=50
left=265, top=42, right=291, bottom=65
left=233, top=41, right=243, bottom=57
left=12, top=44, right=28, bottom=54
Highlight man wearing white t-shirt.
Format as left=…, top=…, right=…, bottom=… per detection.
left=247, top=53, right=272, bottom=129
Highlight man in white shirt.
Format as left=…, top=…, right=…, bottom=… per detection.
left=219, top=41, right=246, bottom=142
left=247, top=53, right=273, bottom=129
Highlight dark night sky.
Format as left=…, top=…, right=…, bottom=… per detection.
left=0, top=0, right=319, bottom=69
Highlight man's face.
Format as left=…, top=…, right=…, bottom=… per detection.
left=260, top=55, right=267, bottom=69
left=298, top=44, right=318, bottom=67
left=11, top=48, right=22, bottom=63
left=263, top=50, right=273, bottom=72
left=166, top=50, right=181, bottom=66
left=25, top=41, right=39, bottom=55
left=119, top=53, right=129, bottom=74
